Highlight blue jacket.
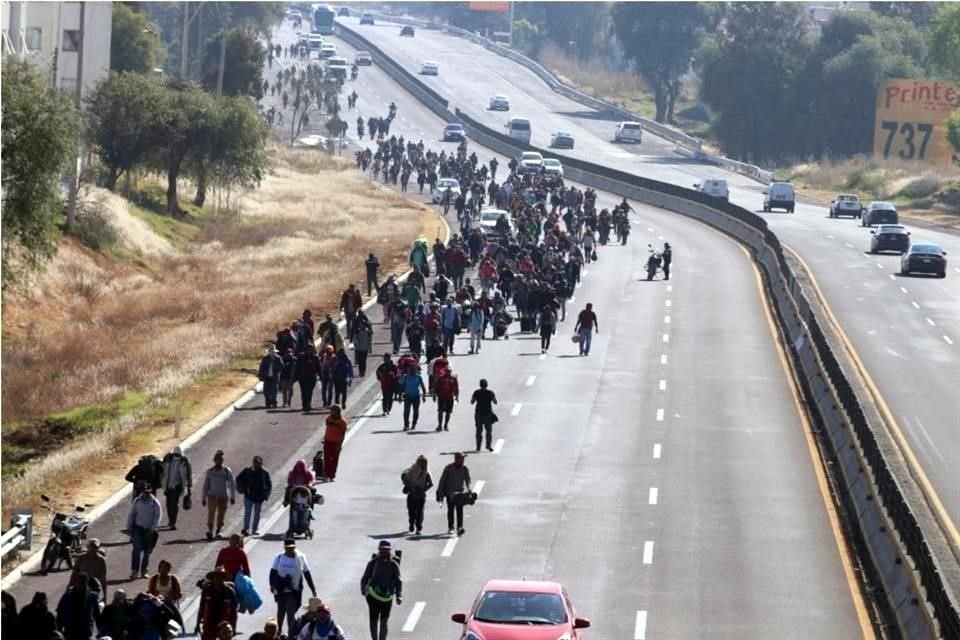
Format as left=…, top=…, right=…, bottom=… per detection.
left=234, top=570, right=263, bottom=614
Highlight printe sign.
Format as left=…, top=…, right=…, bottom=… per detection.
left=874, top=79, right=959, bottom=166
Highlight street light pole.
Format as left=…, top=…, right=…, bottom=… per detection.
left=65, top=1, right=86, bottom=229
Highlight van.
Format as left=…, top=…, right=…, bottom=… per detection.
left=763, top=181, right=795, bottom=213
left=505, top=117, right=531, bottom=144
left=614, top=121, right=643, bottom=143
left=693, top=178, right=728, bottom=201
left=308, top=34, right=324, bottom=51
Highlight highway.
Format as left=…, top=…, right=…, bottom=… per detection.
left=344, top=17, right=960, bottom=536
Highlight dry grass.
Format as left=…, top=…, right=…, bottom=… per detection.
left=538, top=43, right=648, bottom=103
left=1, top=144, right=441, bottom=522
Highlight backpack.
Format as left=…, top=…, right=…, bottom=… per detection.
left=136, top=455, right=162, bottom=488
left=435, top=373, right=455, bottom=398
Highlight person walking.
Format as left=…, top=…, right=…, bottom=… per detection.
left=539, top=304, right=557, bottom=353
left=471, top=379, right=498, bottom=452
left=573, top=303, right=599, bottom=356
left=270, top=539, right=318, bottom=638
left=71, top=539, right=107, bottom=602
left=360, top=541, right=402, bottom=640
left=17, top=592, right=56, bottom=639
left=280, top=349, right=298, bottom=408
left=434, top=368, right=459, bottom=432
left=322, top=406, right=348, bottom=481
left=436, top=453, right=472, bottom=536
left=147, top=559, right=183, bottom=607
left=400, top=366, right=426, bottom=431
left=161, top=446, right=192, bottom=530
left=198, top=567, right=237, bottom=640
left=296, top=345, right=322, bottom=412
left=126, top=486, right=161, bottom=579
left=401, top=456, right=433, bottom=535
left=467, top=303, right=485, bottom=355
left=376, top=354, right=399, bottom=416
left=662, top=242, right=672, bottom=280
left=353, top=317, right=373, bottom=377
left=202, top=450, right=237, bottom=541
left=215, top=534, right=251, bottom=582
left=236, top=456, right=272, bottom=536
left=331, top=349, right=354, bottom=408
left=295, top=601, right=348, bottom=640
left=439, top=299, right=460, bottom=354
left=56, top=574, right=100, bottom=640
left=259, top=345, right=284, bottom=409
left=365, top=253, right=380, bottom=297
left=340, top=284, right=363, bottom=339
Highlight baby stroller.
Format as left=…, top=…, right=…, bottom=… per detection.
left=284, top=485, right=323, bottom=539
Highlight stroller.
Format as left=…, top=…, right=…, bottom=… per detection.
left=285, top=485, right=323, bottom=539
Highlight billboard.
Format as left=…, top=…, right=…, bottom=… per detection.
left=874, top=79, right=959, bottom=166
left=469, top=2, right=510, bottom=13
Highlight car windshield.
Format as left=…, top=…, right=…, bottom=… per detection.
left=910, top=244, right=942, bottom=254
left=838, top=195, right=858, bottom=202
left=446, top=124, right=463, bottom=130
left=543, top=160, right=560, bottom=167
left=439, top=179, right=459, bottom=189
left=495, top=95, right=507, bottom=100
left=474, top=591, right=567, bottom=625
left=481, top=212, right=505, bottom=223
left=521, top=153, right=541, bottom=161
left=622, top=123, right=642, bottom=130
left=511, top=122, right=530, bottom=131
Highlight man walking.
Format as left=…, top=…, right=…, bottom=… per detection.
left=573, top=303, right=599, bottom=356
left=366, top=253, right=381, bottom=297
left=202, top=450, right=236, bottom=541
left=126, top=485, right=161, bottom=579
left=71, top=539, right=107, bottom=601
left=437, top=453, right=471, bottom=536
left=340, top=284, right=363, bottom=339
left=470, top=379, right=498, bottom=452
left=440, top=299, right=460, bottom=354
left=259, top=345, right=284, bottom=409
left=434, top=368, right=459, bottom=432
left=236, top=456, right=272, bottom=536
left=270, top=538, right=318, bottom=637
left=662, top=242, right=672, bottom=280
left=296, top=345, right=322, bottom=412
left=360, top=540, right=402, bottom=640
left=400, top=366, right=427, bottom=431
left=376, top=354, right=399, bottom=416
left=161, top=446, right=192, bottom=530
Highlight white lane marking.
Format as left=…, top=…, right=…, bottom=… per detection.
left=642, top=541, right=655, bottom=564
left=876, top=263, right=884, bottom=269
left=827, top=234, right=835, bottom=239
left=900, top=287, right=909, bottom=294
left=582, top=269, right=590, bottom=276
left=647, top=227, right=654, bottom=233
left=660, top=354, right=668, bottom=365
left=889, top=274, right=896, bottom=281
left=656, top=408, right=664, bottom=422
left=845, top=242, right=855, bottom=249
left=402, top=602, right=426, bottom=632
left=344, top=398, right=383, bottom=444
left=525, top=375, right=536, bottom=386
left=657, top=235, right=664, bottom=241
left=911, top=301, right=921, bottom=309
left=955, top=267, right=960, bottom=274
left=652, top=443, right=662, bottom=459
left=634, top=611, right=648, bottom=640
left=664, top=315, right=671, bottom=324
left=492, top=438, right=504, bottom=454
left=945, top=335, right=954, bottom=345
left=666, top=285, right=672, bottom=292
left=662, top=333, right=669, bottom=343
left=474, top=480, right=486, bottom=495
left=648, top=487, right=658, bottom=505
left=441, top=536, right=458, bottom=557
left=658, top=380, right=666, bottom=391
left=569, top=295, right=575, bottom=302
left=511, top=403, right=522, bottom=416
left=926, top=318, right=936, bottom=327
left=576, top=281, right=583, bottom=288
left=665, top=299, right=672, bottom=307
left=538, top=353, right=547, bottom=361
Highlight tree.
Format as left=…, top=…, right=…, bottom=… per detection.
left=613, top=2, right=706, bottom=124
left=1, top=61, right=79, bottom=289
left=869, top=2, right=939, bottom=29
left=110, top=2, right=164, bottom=73
left=699, top=3, right=812, bottom=162
left=542, top=2, right=609, bottom=62
left=202, top=28, right=265, bottom=99
left=929, top=3, right=960, bottom=79
left=948, top=111, right=960, bottom=166
left=86, top=73, right=168, bottom=191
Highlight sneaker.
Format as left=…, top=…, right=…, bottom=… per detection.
left=409, top=525, right=415, bottom=533
left=206, top=531, right=213, bottom=541
left=241, top=529, right=249, bottom=536
left=436, top=426, right=442, bottom=432
left=443, top=425, right=449, bottom=431
left=448, top=528, right=454, bottom=535
left=215, top=528, right=223, bottom=539
left=168, top=524, right=177, bottom=531
left=416, top=528, right=422, bottom=535
left=130, top=572, right=139, bottom=580
left=457, top=527, right=465, bottom=536
left=486, top=445, right=494, bottom=451
left=141, top=572, right=149, bottom=579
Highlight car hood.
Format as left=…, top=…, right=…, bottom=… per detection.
left=469, top=622, right=572, bottom=640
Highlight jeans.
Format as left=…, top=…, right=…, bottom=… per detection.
left=276, top=591, right=302, bottom=637
left=442, top=328, right=456, bottom=353
left=130, top=526, right=153, bottom=574
left=391, top=325, right=404, bottom=353
left=540, top=325, right=554, bottom=351
left=164, top=487, right=183, bottom=527
left=366, top=273, right=378, bottom=297
left=356, top=350, right=369, bottom=376
left=403, top=396, right=421, bottom=429
left=280, top=378, right=295, bottom=407
left=469, top=329, right=482, bottom=353
left=334, top=379, right=349, bottom=407
left=407, top=491, right=426, bottom=531
left=446, top=495, right=464, bottom=530
left=299, top=377, right=316, bottom=410
left=243, top=497, right=263, bottom=533
left=663, top=261, right=671, bottom=280
left=366, top=594, right=392, bottom=640
left=345, top=310, right=357, bottom=338
left=321, top=377, right=334, bottom=407
left=262, top=377, right=278, bottom=407
left=475, top=415, right=493, bottom=450
left=382, top=390, right=394, bottom=414
left=578, top=328, right=593, bottom=355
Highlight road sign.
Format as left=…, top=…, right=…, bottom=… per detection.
left=873, top=78, right=959, bottom=166
left=469, top=2, right=510, bottom=13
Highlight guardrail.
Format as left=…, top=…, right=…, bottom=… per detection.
left=361, top=11, right=775, bottom=184
left=336, top=20, right=959, bottom=638
left=1, top=513, right=33, bottom=561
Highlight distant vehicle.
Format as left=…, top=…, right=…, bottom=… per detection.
left=432, top=178, right=461, bottom=204
left=901, top=243, right=947, bottom=277
left=869, top=224, right=910, bottom=254
left=308, top=34, right=324, bottom=51
left=325, top=56, right=349, bottom=79
left=763, top=181, right=795, bottom=213
left=488, top=94, right=510, bottom=111
left=479, top=209, right=514, bottom=240
left=541, top=158, right=564, bottom=178
left=451, top=580, right=591, bottom=640
left=505, top=117, right=531, bottom=144
left=693, top=178, right=729, bottom=201
left=359, top=12, right=375, bottom=25
left=319, top=42, right=337, bottom=58
left=287, top=9, right=302, bottom=19
left=420, top=61, right=439, bottom=75
left=516, top=151, right=544, bottom=174
left=400, top=25, right=415, bottom=37
left=442, top=123, right=466, bottom=142
left=312, top=5, right=336, bottom=35
left=829, top=193, right=862, bottom=218
left=355, top=51, right=373, bottom=66
left=298, top=34, right=310, bottom=48
left=337, top=7, right=350, bottom=17
left=862, top=201, right=898, bottom=227
left=614, top=121, right=643, bottom=143
left=549, top=131, right=575, bottom=149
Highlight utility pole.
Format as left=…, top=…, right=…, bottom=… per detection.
left=180, top=1, right=190, bottom=79
left=216, top=4, right=230, bottom=96
left=508, top=1, right=515, bottom=48
left=65, top=1, right=86, bottom=229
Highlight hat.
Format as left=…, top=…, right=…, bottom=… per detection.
left=378, top=540, right=392, bottom=550
left=283, top=538, right=296, bottom=548
left=307, top=597, right=325, bottom=612
left=206, top=566, right=229, bottom=581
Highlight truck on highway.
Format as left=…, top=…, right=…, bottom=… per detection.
left=312, top=5, right=336, bottom=35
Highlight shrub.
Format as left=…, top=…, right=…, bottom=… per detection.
left=898, top=176, right=943, bottom=199
left=68, top=202, right=120, bottom=251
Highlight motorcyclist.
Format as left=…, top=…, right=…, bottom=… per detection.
left=646, top=250, right=661, bottom=281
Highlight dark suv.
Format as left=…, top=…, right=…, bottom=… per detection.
left=862, top=201, right=898, bottom=227
left=400, top=25, right=415, bottom=37
left=869, top=224, right=910, bottom=254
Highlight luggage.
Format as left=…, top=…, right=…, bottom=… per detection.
left=520, top=317, right=536, bottom=333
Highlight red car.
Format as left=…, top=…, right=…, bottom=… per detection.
left=451, top=579, right=591, bottom=640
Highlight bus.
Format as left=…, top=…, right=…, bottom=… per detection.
left=312, top=5, right=336, bottom=35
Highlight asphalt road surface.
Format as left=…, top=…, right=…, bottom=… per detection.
left=345, top=16, right=960, bottom=535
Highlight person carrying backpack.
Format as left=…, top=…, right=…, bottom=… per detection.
left=401, top=456, right=433, bottom=535
left=360, top=541, right=402, bottom=640
left=433, top=369, right=459, bottom=432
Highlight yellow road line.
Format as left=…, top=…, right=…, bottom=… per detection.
left=783, top=244, right=960, bottom=553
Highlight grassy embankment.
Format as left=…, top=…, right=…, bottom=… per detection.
left=1, top=146, right=441, bottom=535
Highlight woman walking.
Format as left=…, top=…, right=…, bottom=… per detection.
left=401, top=456, right=433, bottom=535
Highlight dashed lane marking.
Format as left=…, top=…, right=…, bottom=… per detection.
left=900, top=286, right=909, bottom=294
left=662, top=333, right=669, bottom=343
left=876, top=263, right=884, bottom=269
left=665, top=300, right=672, bottom=307
left=945, top=335, right=954, bottom=345
left=511, top=403, right=522, bottom=416
left=664, top=315, right=671, bottom=324
left=660, top=354, right=668, bottom=365
left=441, top=536, right=458, bottom=557
left=526, top=375, right=536, bottom=386
left=666, top=285, right=673, bottom=292
left=648, top=487, right=658, bottom=505
left=658, top=380, right=666, bottom=391
left=652, top=443, right=662, bottom=459
left=492, top=438, right=504, bottom=454
left=912, top=301, right=921, bottom=309
left=926, top=318, right=936, bottom=327
left=402, top=602, right=426, bottom=632
left=642, top=541, right=655, bottom=564
left=656, top=408, right=664, bottom=422
left=474, top=480, right=485, bottom=495
left=634, top=611, right=648, bottom=640
left=845, top=242, right=855, bottom=248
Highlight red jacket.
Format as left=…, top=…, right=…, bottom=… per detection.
left=435, top=372, right=459, bottom=400
left=214, top=546, right=250, bottom=578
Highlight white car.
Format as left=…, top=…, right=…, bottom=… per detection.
left=516, top=151, right=543, bottom=174
left=420, top=61, right=439, bottom=76
left=432, top=178, right=461, bottom=204
left=479, top=209, right=514, bottom=239
left=829, top=193, right=862, bottom=218
left=693, top=178, right=729, bottom=201
left=308, top=34, right=324, bottom=51
left=319, top=42, right=337, bottom=58
left=488, top=94, right=510, bottom=111
left=325, top=56, right=349, bottom=78
left=614, top=121, right=643, bottom=143
left=355, top=51, right=373, bottom=66
left=541, top=158, right=564, bottom=178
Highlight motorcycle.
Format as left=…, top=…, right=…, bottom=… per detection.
left=646, top=249, right=661, bottom=281
left=39, top=495, right=90, bottom=574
